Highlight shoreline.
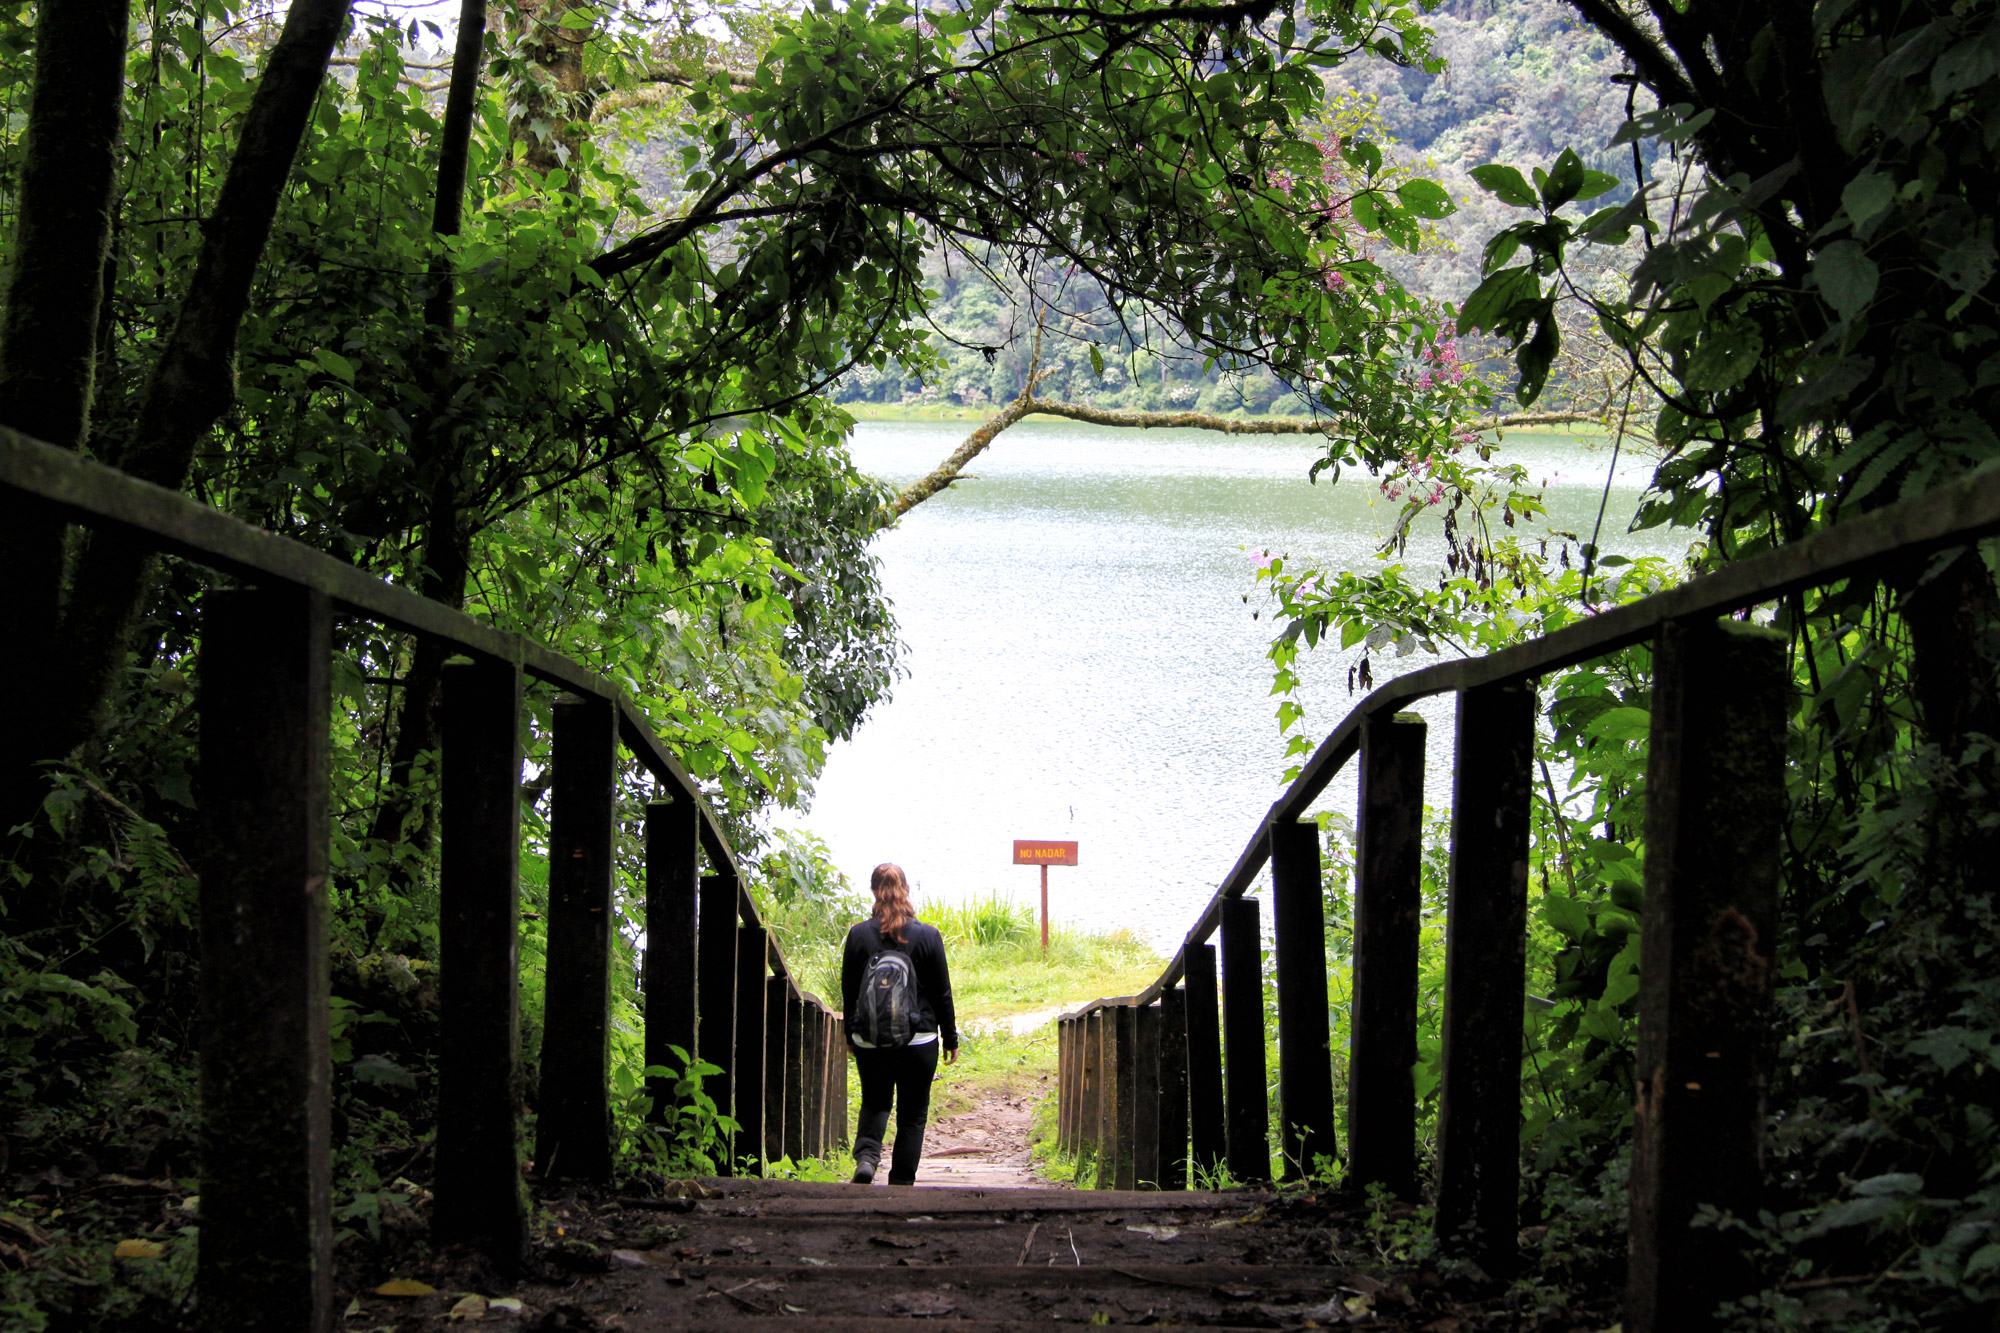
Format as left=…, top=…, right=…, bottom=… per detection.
left=836, top=400, right=1624, bottom=438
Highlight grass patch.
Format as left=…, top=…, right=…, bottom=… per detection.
left=841, top=402, right=998, bottom=422
left=921, top=897, right=1163, bottom=1124
left=929, top=895, right=1163, bottom=1023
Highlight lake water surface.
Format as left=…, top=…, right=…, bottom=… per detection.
left=778, top=420, right=1686, bottom=951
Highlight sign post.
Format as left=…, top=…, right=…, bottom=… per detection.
left=1012, top=840, right=1079, bottom=951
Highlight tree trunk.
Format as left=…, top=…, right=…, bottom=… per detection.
left=0, top=0, right=131, bottom=845
left=45, top=0, right=354, bottom=764
left=1893, top=548, right=2000, bottom=760
left=510, top=0, right=592, bottom=178
left=882, top=397, right=1617, bottom=524
left=362, top=0, right=489, bottom=916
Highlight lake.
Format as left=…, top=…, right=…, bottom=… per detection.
left=776, top=419, right=1686, bottom=951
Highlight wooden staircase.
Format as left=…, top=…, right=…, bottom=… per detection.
left=377, top=1177, right=1422, bottom=1330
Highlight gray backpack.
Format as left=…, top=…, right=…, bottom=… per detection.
left=852, top=948, right=920, bottom=1048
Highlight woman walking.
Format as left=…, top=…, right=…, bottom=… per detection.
left=842, top=863, right=958, bottom=1186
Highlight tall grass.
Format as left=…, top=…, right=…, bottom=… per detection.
left=918, top=893, right=1163, bottom=1023
left=928, top=892, right=1034, bottom=948
left=922, top=905, right=1162, bottom=1138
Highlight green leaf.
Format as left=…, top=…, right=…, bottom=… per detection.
left=1541, top=894, right=1590, bottom=942
left=1342, top=140, right=1383, bottom=175
left=1932, top=38, right=1998, bottom=96
left=1811, top=1196, right=1900, bottom=1233
left=1395, top=178, right=1455, bottom=219
left=1813, top=240, right=1879, bottom=319
left=1685, top=324, right=1764, bottom=392
left=1516, top=308, right=1559, bottom=403
left=1574, top=169, right=1620, bottom=202
left=1910, top=1025, right=1988, bottom=1072
left=351, top=1053, right=417, bottom=1089
left=1965, top=1243, right=2000, bottom=1279
left=1089, top=344, right=1105, bottom=378
left=1852, top=1172, right=1925, bottom=1197
left=1458, top=267, right=1534, bottom=335
left=311, top=348, right=356, bottom=383
left=1937, top=237, right=1996, bottom=294
left=1470, top=163, right=1537, bottom=208
left=1539, top=148, right=1587, bottom=210
left=1841, top=170, right=1896, bottom=225
left=1587, top=706, right=1651, bottom=741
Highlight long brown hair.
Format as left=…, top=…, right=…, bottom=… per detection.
left=870, top=863, right=914, bottom=945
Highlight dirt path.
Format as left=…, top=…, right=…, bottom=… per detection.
left=884, top=1081, right=1048, bottom=1189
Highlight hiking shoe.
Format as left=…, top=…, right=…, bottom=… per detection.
left=851, top=1143, right=881, bottom=1185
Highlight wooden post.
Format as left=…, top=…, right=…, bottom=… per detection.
left=820, top=1008, right=838, bottom=1153
left=434, top=656, right=527, bottom=1264
left=811, top=1011, right=827, bottom=1155
left=783, top=991, right=805, bottom=1163
left=1040, top=862, right=1050, bottom=951
left=1114, top=1004, right=1139, bottom=1190
left=697, top=872, right=738, bottom=1173
left=1184, top=944, right=1226, bottom=1181
left=1057, top=1018, right=1072, bottom=1155
left=1070, top=1015, right=1086, bottom=1160
left=197, top=586, right=333, bottom=1333
left=1271, top=819, right=1334, bottom=1179
left=644, top=799, right=699, bottom=1121
left=1220, top=896, right=1268, bottom=1183
left=1349, top=711, right=1427, bottom=1201
left=1081, top=1009, right=1102, bottom=1175
left=801, top=1003, right=825, bottom=1159
left=734, top=926, right=767, bottom=1176
left=824, top=1013, right=846, bottom=1151
left=1095, top=1008, right=1119, bottom=1189
left=1073, top=1014, right=1089, bottom=1160
left=1628, top=619, right=1788, bottom=1332
left=830, top=1014, right=849, bottom=1151
left=1435, top=680, right=1535, bottom=1272
left=1080, top=1012, right=1096, bottom=1160
left=764, top=975, right=787, bottom=1166
left=535, top=692, right=617, bottom=1183
left=1159, top=986, right=1189, bottom=1191
left=1134, top=1002, right=1161, bottom=1188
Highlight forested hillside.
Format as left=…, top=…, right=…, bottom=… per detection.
left=837, top=0, right=1647, bottom=412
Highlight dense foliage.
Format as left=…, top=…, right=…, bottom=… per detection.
left=1252, top=0, right=2000, bottom=1324
left=0, top=0, right=1483, bottom=1324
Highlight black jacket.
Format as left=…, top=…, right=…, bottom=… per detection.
left=842, top=917, right=958, bottom=1051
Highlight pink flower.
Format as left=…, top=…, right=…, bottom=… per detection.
left=1250, top=547, right=1277, bottom=571
left=1071, top=150, right=1087, bottom=165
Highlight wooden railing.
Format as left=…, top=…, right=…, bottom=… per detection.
left=1057, top=461, right=2000, bottom=1329
left=0, top=429, right=846, bottom=1329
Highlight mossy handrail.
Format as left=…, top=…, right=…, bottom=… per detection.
left=0, top=426, right=849, bottom=1322
left=1057, top=460, right=2000, bottom=1331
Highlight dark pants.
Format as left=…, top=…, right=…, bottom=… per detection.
left=852, top=1041, right=941, bottom=1185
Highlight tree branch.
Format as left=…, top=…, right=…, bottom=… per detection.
left=1014, top=0, right=1279, bottom=27
left=638, top=62, right=757, bottom=92
left=1561, top=0, right=1700, bottom=111
left=882, top=398, right=1637, bottom=525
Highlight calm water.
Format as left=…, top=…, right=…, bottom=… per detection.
left=776, top=420, right=1685, bottom=951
